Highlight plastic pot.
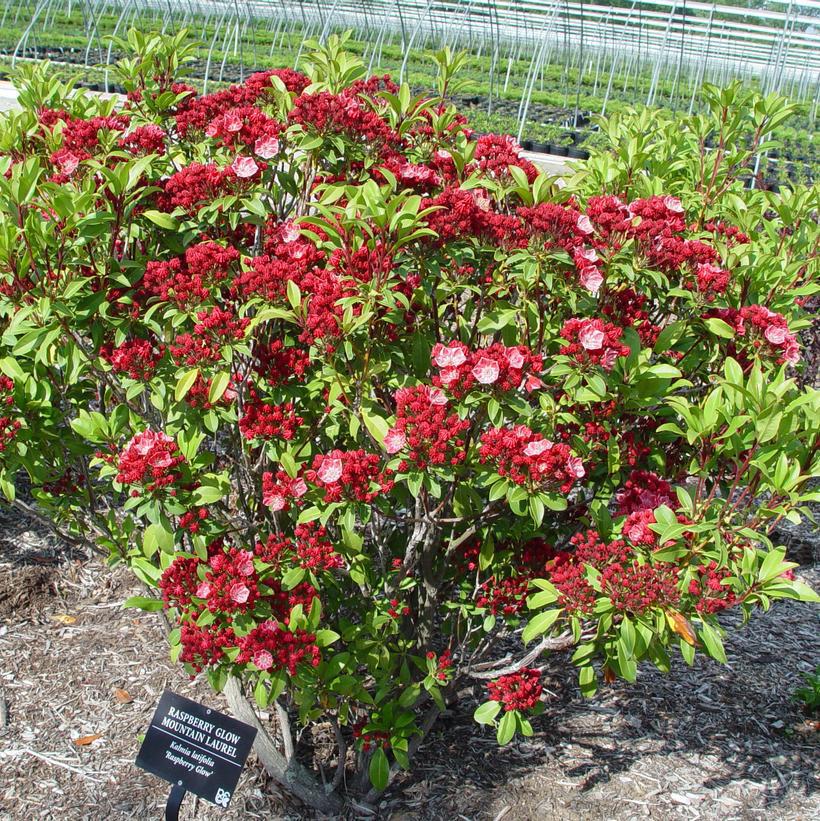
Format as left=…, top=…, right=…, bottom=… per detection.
left=549, top=144, right=569, bottom=157
left=530, top=141, right=550, bottom=154
left=567, top=146, right=590, bottom=159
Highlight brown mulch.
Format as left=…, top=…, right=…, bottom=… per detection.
left=0, top=508, right=817, bottom=820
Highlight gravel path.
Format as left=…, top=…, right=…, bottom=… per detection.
left=0, top=505, right=817, bottom=821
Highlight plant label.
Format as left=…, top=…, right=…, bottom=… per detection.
left=136, top=689, right=257, bottom=809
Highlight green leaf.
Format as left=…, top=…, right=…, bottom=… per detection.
left=175, top=368, right=200, bottom=402
left=123, top=595, right=164, bottom=612
left=646, top=364, right=682, bottom=380
left=522, top=608, right=562, bottom=644
left=315, top=629, right=341, bottom=647
left=0, top=357, right=24, bottom=382
left=473, top=700, right=501, bottom=726
left=143, top=210, right=179, bottom=230
left=192, top=484, right=224, bottom=505
left=496, top=710, right=516, bottom=745
left=578, top=665, right=597, bottom=697
left=369, top=747, right=390, bottom=791
left=704, top=317, right=736, bottom=339
left=286, top=279, right=302, bottom=309
left=699, top=622, right=727, bottom=664
left=208, top=371, right=231, bottom=405
left=361, top=404, right=390, bottom=446
left=281, top=566, right=306, bottom=591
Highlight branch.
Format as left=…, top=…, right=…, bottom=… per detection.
left=466, top=632, right=577, bottom=680
left=223, top=677, right=343, bottom=814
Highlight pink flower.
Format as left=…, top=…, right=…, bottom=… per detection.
left=579, top=326, right=605, bottom=350
left=600, top=348, right=619, bottom=371
left=254, top=134, right=280, bottom=159
left=231, top=155, right=259, bottom=178
left=384, top=428, right=406, bottom=454
left=58, top=152, right=80, bottom=174
left=196, top=582, right=211, bottom=599
left=566, top=456, right=586, bottom=479
left=317, top=457, right=343, bottom=484
left=281, top=221, right=300, bottom=243
left=580, top=267, right=604, bottom=294
left=580, top=248, right=599, bottom=262
left=236, top=551, right=255, bottom=576
left=224, top=111, right=243, bottom=132
left=764, top=325, right=788, bottom=345
left=432, top=343, right=467, bottom=368
left=524, top=439, right=553, bottom=457
left=507, top=349, right=525, bottom=369
left=253, top=649, right=273, bottom=670
left=229, top=582, right=250, bottom=604
left=524, top=375, right=543, bottom=393
left=439, top=367, right=460, bottom=386
left=664, top=196, right=684, bottom=213
left=148, top=450, right=173, bottom=469
left=576, top=215, right=594, bottom=234
left=264, top=492, right=286, bottom=511
left=472, top=357, right=500, bottom=385
left=428, top=387, right=448, bottom=406
left=292, top=478, right=308, bottom=498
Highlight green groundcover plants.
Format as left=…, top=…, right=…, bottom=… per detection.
left=0, top=30, right=817, bottom=811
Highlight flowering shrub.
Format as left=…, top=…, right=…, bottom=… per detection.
left=0, top=31, right=817, bottom=810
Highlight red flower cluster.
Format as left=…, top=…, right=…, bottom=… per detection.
left=179, top=506, right=209, bottom=534
left=195, top=548, right=259, bottom=614
left=0, top=376, right=20, bottom=452
left=174, top=69, right=309, bottom=137
left=179, top=622, right=236, bottom=673
left=487, top=668, right=543, bottom=712
left=142, top=241, right=239, bottom=306
left=705, top=305, right=800, bottom=364
left=616, top=470, right=676, bottom=515
left=560, top=318, right=630, bottom=371
left=479, top=425, right=584, bottom=492
left=235, top=236, right=325, bottom=302
left=169, top=307, right=249, bottom=366
left=423, top=187, right=522, bottom=245
left=236, top=621, right=320, bottom=675
left=473, top=134, right=538, bottom=182
left=118, top=124, right=166, bottom=155
left=253, top=338, right=312, bottom=385
left=384, top=385, right=469, bottom=470
left=740, top=305, right=800, bottom=364
left=688, top=561, right=738, bottom=614
left=602, top=559, right=681, bottom=614
left=289, top=89, right=395, bottom=146
left=157, top=162, right=238, bottom=214
left=261, top=469, right=308, bottom=511
left=239, top=391, right=303, bottom=441
left=431, top=341, right=543, bottom=396
left=117, top=430, right=185, bottom=491
left=601, top=287, right=660, bottom=347
left=476, top=575, right=530, bottom=616
left=352, top=722, right=391, bottom=752
left=101, top=338, right=163, bottom=380
left=205, top=105, right=281, bottom=153
left=293, top=523, right=344, bottom=571
left=693, top=262, right=731, bottom=301
left=518, top=201, right=592, bottom=252
left=306, top=449, right=392, bottom=502
left=159, top=554, right=200, bottom=609
left=427, top=649, right=453, bottom=682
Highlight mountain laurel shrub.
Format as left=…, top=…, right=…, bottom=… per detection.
left=0, top=30, right=817, bottom=810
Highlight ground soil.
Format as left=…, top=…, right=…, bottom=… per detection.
left=0, top=503, right=817, bottom=821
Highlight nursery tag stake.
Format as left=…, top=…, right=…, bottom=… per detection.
left=136, top=689, right=257, bottom=817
